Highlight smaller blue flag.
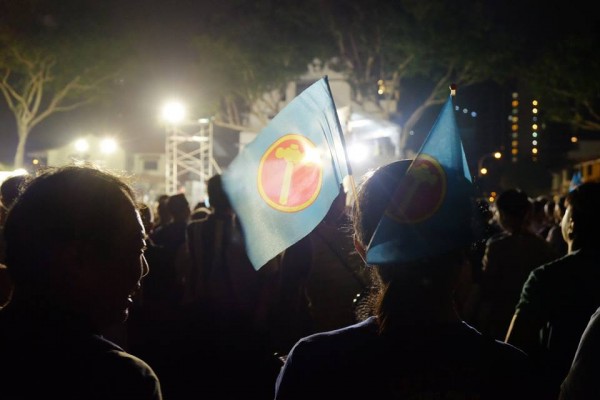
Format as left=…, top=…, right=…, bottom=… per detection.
left=569, top=170, right=582, bottom=192
left=366, top=94, right=475, bottom=265
left=222, top=76, right=350, bottom=270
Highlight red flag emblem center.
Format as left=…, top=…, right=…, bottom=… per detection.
left=386, top=155, right=447, bottom=223
left=257, top=134, right=323, bottom=212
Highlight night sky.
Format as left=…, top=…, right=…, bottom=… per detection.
left=0, top=0, right=596, bottom=170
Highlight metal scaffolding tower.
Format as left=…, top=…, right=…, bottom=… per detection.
left=164, top=118, right=221, bottom=199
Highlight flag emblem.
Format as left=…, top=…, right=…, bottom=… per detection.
left=366, top=93, right=477, bottom=265
left=387, top=155, right=447, bottom=223
left=257, top=134, right=323, bottom=212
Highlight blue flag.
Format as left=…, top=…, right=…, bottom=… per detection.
left=222, top=76, right=350, bottom=270
left=569, top=170, right=582, bottom=192
left=366, top=94, right=475, bottom=264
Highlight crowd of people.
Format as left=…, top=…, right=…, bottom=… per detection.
left=1, top=161, right=599, bottom=399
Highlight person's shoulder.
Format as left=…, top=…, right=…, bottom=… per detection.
left=291, top=317, right=378, bottom=353
left=530, top=251, right=578, bottom=276
left=523, top=231, right=559, bottom=250
left=92, top=336, right=162, bottom=398
left=187, top=213, right=220, bottom=234
left=75, top=335, right=155, bottom=377
left=462, top=322, right=534, bottom=366
left=486, top=231, right=509, bottom=245
left=108, top=348, right=160, bottom=379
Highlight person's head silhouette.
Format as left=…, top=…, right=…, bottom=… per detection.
left=4, top=164, right=149, bottom=330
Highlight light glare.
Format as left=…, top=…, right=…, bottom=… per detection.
left=161, top=101, right=186, bottom=124
left=100, top=138, right=118, bottom=154
left=347, top=143, right=369, bottom=164
left=74, top=138, right=89, bottom=153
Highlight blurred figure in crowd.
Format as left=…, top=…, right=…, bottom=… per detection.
left=507, top=182, right=600, bottom=399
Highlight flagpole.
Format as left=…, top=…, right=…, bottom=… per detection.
left=450, top=83, right=457, bottom=97
left=323, top=75, right=360, bottom=209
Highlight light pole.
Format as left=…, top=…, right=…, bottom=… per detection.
left=477, top=151, right=502, bottom=177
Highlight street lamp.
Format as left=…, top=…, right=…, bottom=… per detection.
left=478, top=151, right=502, bottom=177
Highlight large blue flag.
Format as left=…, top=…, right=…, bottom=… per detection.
left=367, top=94, right=475, bottom=264
left=222, top=76, right=350, bottom=270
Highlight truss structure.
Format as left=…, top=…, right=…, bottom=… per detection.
left=164, top=119, right=221, bottom=197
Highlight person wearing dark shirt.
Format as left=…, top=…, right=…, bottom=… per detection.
left=506, top=182, right=600, bottom=399
left=275, top=160, right=542, bottom=400
left=477, top=188, right=558, bottom=340
left=560, top=306, right=600, bottom=399
left=0, top=164, right=162, bottom=400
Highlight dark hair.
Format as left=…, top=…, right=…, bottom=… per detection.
left=206, top=174, right=231, bottom=211
left=351, top=160, right=468, bottom=334
left=352, top=161, right=410, bottom=248
left=566, top=182, right=600, bottom=245
left=0, top=174, right=28, bottom=210
left=495, top=188, right=531, bottom=220
left=4, top=165, right=137, bottom=285
left=166, top=193, right=190, bottom=217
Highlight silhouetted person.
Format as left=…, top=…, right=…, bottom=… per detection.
left=476, top=188, right=558, bottom=340
left=133, top=202, right=167, bottom=313
left=153, top=194, right=172, bottom=231
left=546, top=194, right=568, bottom=256
left=506, top=182, right=600, bottom=399
left=266, top=189, right=370, bottom=356
left=275, top=160, right=541, bottom=400
left=531, top=195, right=551, bottom=238
left=190, top=200, right=212, bottom=221
left=0, top=173, right=28, bottom=264
left=148, top=192, right=191, bottom=309
left=137, top=173, right=281, bottom=400
left=304, top=189, right=370, bottom=333
left=186, top=174, right=261, bottom=312
left=0, top=164, right=162, bottom=399
left=0, top=174, right=28, bottom=307
left=559, top=305, right=600, bottom=399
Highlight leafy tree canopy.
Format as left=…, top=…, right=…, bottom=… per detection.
left=0, top=0, right=132, bottom=167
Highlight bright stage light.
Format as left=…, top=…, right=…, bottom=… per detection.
left=161, top=100, right=187, bottom=124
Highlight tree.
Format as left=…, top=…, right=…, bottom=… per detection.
left=189, top=0, right=514, bottom=157
left=189, top=0, right=333, bottom=130
left=321, top=0, right=514, bottom=156
left=524, top=35, right=600, bottom=133
left=0, top=1, right=128, bottom=168
left=490, top=0, right=600, bottom=135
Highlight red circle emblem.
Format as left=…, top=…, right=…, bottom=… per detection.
left=257, top=134, right=323, bottom=212
left=386, top=155, right=446, bottom=223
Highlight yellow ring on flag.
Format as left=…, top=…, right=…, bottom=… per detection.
left=257, top=134, right=323, bottom=213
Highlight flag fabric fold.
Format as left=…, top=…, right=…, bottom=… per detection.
left=366, top=94, right=476, bottom=265
left=222, top=76, right=350, bottom=270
